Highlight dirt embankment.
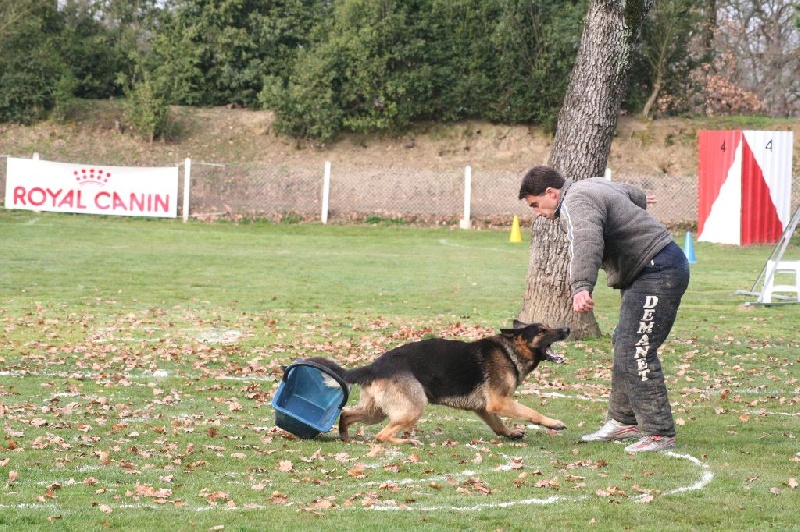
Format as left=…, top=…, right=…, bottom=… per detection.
left=1, top=101, right=797, bottom=179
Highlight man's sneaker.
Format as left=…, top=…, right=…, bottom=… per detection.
left=581, top=419, right=640, bottom=442
left=624, top=435, right=676, bottom=452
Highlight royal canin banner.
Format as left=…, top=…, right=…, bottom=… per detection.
left=5, top=158, right=178, bottom=218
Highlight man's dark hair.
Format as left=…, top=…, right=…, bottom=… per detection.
left=518, top=166, right=565, bottom=199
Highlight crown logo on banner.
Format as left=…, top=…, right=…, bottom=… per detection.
left=74, top=168, right=112, bottom=186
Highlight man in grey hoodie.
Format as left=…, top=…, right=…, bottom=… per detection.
left=519, top=165, right=690, bottom=452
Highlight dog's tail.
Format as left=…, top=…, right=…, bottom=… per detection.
left=304, top=357, right=373, bottom=385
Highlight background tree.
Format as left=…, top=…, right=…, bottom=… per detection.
left=58, top=0, right=131, bottom=99
left=712, top=0, right=799, bottom=117
left=0, top=0, right=68, bottom=123
left=702, top=0, right=718, bottom=57
left=479, top=0, right=586, bottom=129
left=0, top=0, right=36, bottom=54
left=149, top=0, right=323, bottom=107
left=636, top=0, right=700, bottom=118
left=518, top=0, right=654, bottom=339
left=264, top=0, right=586, bottom=141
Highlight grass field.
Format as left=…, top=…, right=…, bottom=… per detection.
left=1, top=210, right=798, bottom=531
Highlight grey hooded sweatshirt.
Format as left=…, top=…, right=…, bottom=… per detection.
left=556, top=178, right=675, bottom=295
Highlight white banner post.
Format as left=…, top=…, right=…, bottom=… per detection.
left=182, top=158, right=191, bottom=223
left=460, top=165, right=472, bottom=229
left=321, top=161, right=331, bottom=224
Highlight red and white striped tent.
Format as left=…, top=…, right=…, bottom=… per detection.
left=698, top=130, right=793, bottom=245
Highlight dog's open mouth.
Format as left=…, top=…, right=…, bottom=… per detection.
left=544, top=347, right=565, bottom=364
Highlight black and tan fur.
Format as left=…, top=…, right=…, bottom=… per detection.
left=309, top=320, right=570, bottom=445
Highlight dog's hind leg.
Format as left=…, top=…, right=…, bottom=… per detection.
left=339, top=407, right=387, bottom=441
left=373, top=378, right=427, bottom=445
left=474, top=409, right=525, bottom=439
left=374, top=416, right=423, bottom=445
left=339, top=388, right=386, bottom=441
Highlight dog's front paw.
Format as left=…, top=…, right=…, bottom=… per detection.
left=547, top=420, right=567, bottom=431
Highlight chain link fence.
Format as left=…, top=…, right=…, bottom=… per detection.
left=3, top=157, right=799, bottom=229
left=187, top=161, right=751, bottom=229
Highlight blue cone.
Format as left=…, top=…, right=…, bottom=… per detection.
left=683, top=231, right=697, bottom=264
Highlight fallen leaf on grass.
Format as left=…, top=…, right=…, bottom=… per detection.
left=303, top=496, right=336, bottom=513
left=463, top=477, right=492, bottom=495
left=596, top=486, right=626, bottom=497
left=269, top=491, right=288, bottom=504
left=134, top=482, right=172, bottom=498
left=333, top=452, right=351, bottom=462
left=535, top=477, right=560, bottom=489
left=366, top=444, right=384, bottom=457
left=378, top=481, right=400, bottom=491
left=203, top=491, right=230, bottom=503
left=347, top=464, right=366, bottom=478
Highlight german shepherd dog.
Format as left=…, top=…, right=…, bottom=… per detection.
left=309, top=320, right=570, bottom=445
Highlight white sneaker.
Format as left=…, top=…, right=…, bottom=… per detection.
left=581, top=419, right=640, bottom=442
left=624, top=435, right=676, bottom=452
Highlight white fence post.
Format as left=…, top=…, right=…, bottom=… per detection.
left=182, top=158, right=192, bottom=223
left=321, top=161, right=331, bottom=224
left=460, top=165, right=472, bottom=229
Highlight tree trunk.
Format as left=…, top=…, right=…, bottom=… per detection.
left=518, top=0, right=653, bottom=340
left=641, top=72, right=663, bottom=118
left=703, top=0, right=717, bottom=58
left=517, top=216, right=601, bottom=338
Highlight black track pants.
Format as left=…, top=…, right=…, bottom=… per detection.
left=607, top=241, right=690, bottom=437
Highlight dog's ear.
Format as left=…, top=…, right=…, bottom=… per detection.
left=500, top=328, right=517, bottom=337
left=513, top=319, right=528, bottom=329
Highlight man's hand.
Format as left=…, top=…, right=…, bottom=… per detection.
left=573, top=290, right=595, bottom=313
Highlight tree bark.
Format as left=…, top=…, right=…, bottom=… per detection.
left=518, top=0, right=653, bottom=340
left=703, top=0, right=717, bottom=58
left=641, top=69, right=663, bottom=118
